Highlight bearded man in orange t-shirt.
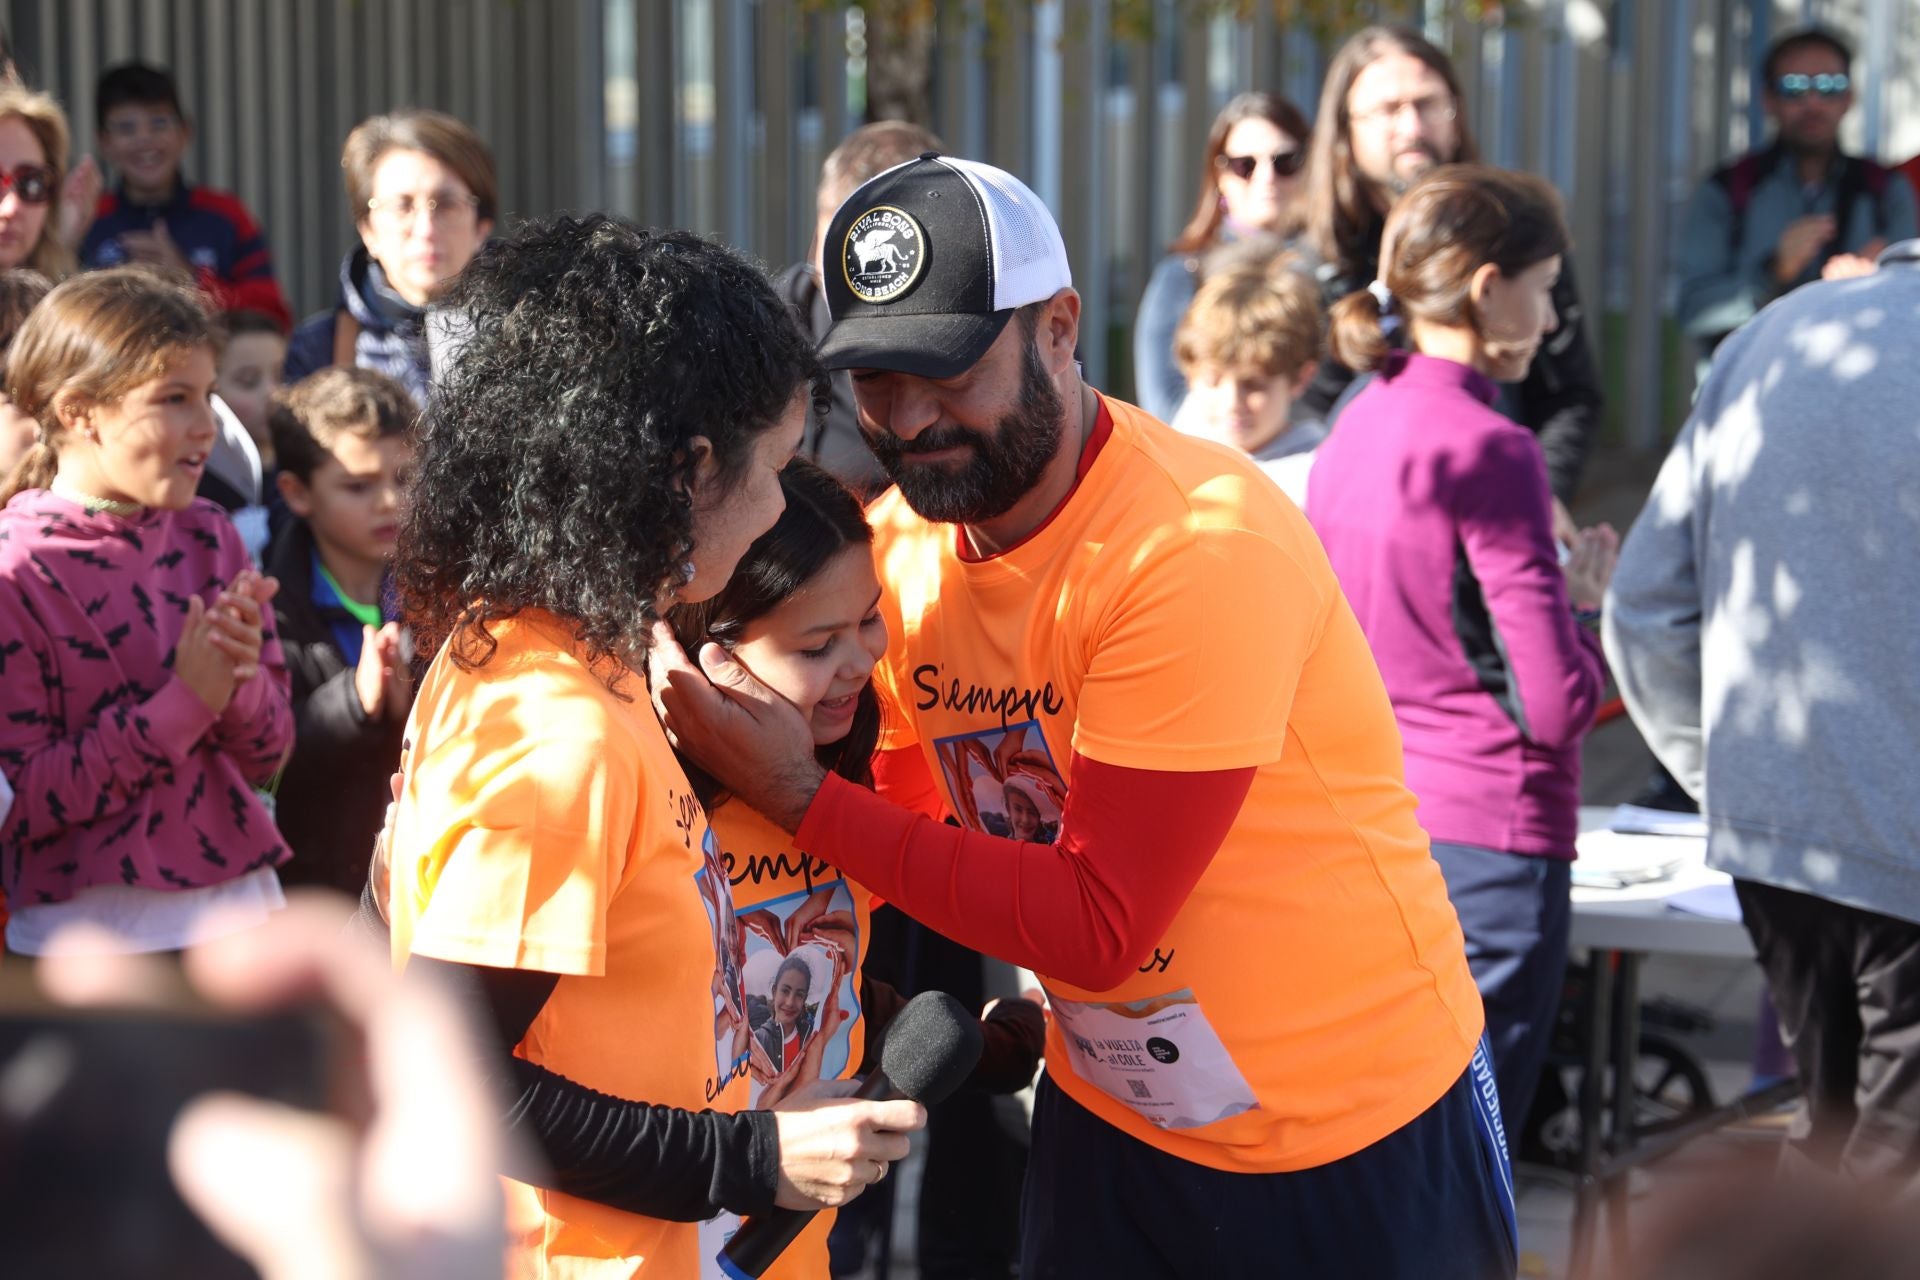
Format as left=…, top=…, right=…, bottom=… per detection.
left=656, top=156, right=1514, bottom=1279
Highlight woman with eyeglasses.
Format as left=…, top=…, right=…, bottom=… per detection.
left=1132, top=91, right=1312, bottom=422
left=285, top=109, right=496, bottom=407
left=0, top=86, right=76, bottom=281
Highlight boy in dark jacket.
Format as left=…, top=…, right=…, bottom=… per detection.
left=265, top=368, right=415, bottom=893
left=79, top=63, right=292, bottom=331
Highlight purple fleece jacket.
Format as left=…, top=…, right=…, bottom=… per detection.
left=0, top=492, right=292, bottom=906
left=1305, top=353, right=1605, bottom=858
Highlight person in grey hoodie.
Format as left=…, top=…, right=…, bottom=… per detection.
left=1605, top=238, right=1920, bottom=1185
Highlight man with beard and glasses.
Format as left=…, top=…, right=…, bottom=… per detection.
left=1677, top=26, right=1915, bottom=357
left=653, top=155, right=1516, bottom=1279
left=1301, top=26, right=1601, bottom=518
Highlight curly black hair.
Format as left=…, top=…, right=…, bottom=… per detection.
left=398, top=214, right=826, bottom=686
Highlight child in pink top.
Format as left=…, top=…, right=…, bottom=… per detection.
left=0, top=267, right=291, bottom=953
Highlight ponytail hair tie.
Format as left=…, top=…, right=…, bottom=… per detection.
left=1366, top=279, right=1394, bottom=312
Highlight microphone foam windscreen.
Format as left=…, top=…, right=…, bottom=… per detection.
left=878, top=990, right=985, bottom=1105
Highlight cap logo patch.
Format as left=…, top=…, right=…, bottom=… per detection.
left=842, top=206, right=927, bottom=304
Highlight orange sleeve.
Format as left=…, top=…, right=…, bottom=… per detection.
left=400, top=731, right=638, bottom=976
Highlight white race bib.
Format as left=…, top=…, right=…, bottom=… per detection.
left=1048, top=987, right=1259, bottom=1130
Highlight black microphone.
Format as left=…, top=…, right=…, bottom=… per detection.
left=718, top=990, right=984, bottom=1278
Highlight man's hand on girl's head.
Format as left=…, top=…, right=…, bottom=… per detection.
left=648, top=621, right=825, bottom=832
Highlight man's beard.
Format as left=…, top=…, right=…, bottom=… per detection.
left=1375, top=140, right=1447, bottom=200
left=863, top=338, right=1065, bottom=525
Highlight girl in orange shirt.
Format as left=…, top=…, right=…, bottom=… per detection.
left=668, top=460, right=1044, bottom=1279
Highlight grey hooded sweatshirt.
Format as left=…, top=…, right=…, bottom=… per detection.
left=1605, top=241, right=1920, bottom=926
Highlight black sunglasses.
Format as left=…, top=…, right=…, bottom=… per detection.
left=1217, top=150, right=1306, bottom=181
left=0, top=163, right=52, bottom=205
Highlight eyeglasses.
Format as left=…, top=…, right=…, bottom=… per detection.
left=1349, top=94, right=1458, bottom=129
left=1218, top=150, right=1306, bottom=181
left=365, top=190, right=480, bottom=228
left=0, top=164, right=54, bottom=205
left=1774, top=73, right=1850, bottom=99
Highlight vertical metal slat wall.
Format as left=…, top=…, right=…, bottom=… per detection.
left=4, top=0, right=599, bottom=319
left=0, top=1, right=1914, bottom=439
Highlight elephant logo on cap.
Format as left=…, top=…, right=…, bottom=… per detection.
left=842, top=205, right=927, bottom=303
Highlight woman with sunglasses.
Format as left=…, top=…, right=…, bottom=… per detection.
left=0, top=86, right=75, bottom=281
left=1133, top=91, right=1311, bottom=422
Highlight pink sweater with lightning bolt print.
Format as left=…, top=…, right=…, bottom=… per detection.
left=0, top=492, right=292, bottom=907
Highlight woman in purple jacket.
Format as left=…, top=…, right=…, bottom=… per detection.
left=1305, top=165, right=1617, bottom=1130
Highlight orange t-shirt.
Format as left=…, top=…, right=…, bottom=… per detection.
left=710, top=797, right=873, bottom=1280
left=867, top=395, right=1484, bottom=1174
left=388, top=614, right=754, bottom=1278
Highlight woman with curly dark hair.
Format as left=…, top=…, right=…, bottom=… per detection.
left=383, top=214, right=924, bottom=1278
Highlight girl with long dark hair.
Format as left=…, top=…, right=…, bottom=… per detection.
left=668, top=459, right=1044, bottom=1280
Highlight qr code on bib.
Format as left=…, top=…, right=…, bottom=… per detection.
left=1049, top=988, right=1261, bottom=1130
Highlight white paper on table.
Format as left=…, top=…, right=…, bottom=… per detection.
left=1572, top=826, right=1698, bottom=888
left=1665, top=882, right=1742, bottom=922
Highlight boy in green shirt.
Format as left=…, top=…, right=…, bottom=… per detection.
left=264, top=367, right=416, bottom=893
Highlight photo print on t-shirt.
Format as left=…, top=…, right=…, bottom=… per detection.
left=694, top=827, right=753, bottom=1095
left=932, top=720, right=1067, bottom=842
left=737, top=877, right=863, bottom=1106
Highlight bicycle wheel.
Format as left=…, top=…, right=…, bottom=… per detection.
left=1631, top=1032, right=1715, bottom=1137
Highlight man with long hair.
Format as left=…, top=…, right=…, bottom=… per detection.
left=1302, top=25, right=1601, bottom=513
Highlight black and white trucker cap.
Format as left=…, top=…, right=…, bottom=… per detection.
left=817, top=153, right=1073, bottom=378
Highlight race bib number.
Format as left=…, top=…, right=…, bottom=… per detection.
left=1049, top=987, right=1259, bottom=1130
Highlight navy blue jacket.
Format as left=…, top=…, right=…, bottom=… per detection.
left=284, top=248, right=432, bottom=407
left=81, top=179, right=290, bottom=330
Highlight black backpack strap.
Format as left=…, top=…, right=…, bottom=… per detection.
left=1827, top=156, right=1896, bottom=264
left=1711, top=146, right=1785, bottom=260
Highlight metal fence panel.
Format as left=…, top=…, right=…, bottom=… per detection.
left=4, top=1, right=1917, bottom=439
